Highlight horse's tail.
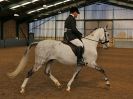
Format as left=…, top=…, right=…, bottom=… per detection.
left=7, top=42, right=38, bottom=78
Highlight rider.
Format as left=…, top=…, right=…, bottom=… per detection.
left=64, top=6, right=85, bottom=66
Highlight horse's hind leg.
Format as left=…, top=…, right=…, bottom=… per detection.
left=20, top=64, right=42, bottom=94
left=94, top=64, right=110, bottom=87
left=44, top=60, right=61, bottom=88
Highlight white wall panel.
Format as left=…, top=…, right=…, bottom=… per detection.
left=56, top=12, right=69, bottom=20
left=85, top=10, right=113, bottom=19
left=85, top=4, right=114, bottom=10
left=85, top=4, right=113, bottom=19
left=114, top=9, right=133, bottom=19
left=77, top=7, right=84, bottom=19
left=114, top=21, right=133, bottom=39
left=56, top=21, right=64, bottom=40
left=77, top=21, right=84, bottom=35
left=56, top=7, right=84, bottom=20
left=30, top=17, right=55, bottom=39
left=114, top=21, right=133, bottom=29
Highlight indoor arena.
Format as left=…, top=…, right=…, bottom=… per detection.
left=0, top=0, right=133, bottom=99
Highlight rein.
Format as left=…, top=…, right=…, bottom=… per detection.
left=84, top=37, right=109, bottom=44
left=84, top=38, right=99, bottom=43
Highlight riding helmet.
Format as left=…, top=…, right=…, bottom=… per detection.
left=70, top=6, right=80, bottom=14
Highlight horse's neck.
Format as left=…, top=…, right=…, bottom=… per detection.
left=85, top=31, right=99, bottom=42
left=82, top=36, right=98, bottom=49
left=83, top=29, right=101, bottom=48
left=87, top=33, right=99, bottom=41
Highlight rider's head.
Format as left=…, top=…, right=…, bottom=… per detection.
left=70, top=6, right=80, bottom=18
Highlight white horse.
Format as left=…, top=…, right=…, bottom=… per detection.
left=8, top=27, right=110, bottom=94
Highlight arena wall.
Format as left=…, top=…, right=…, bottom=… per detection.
left=0, top=20, right=28, bottom=47
left=29, top=4, right=133, bottom=48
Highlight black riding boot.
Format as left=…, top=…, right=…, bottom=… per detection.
left=77, top=46, right=85, bottom=66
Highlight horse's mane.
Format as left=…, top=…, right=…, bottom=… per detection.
left=90, top=28, right=98, bottom=34
left=84, top=27, right=104, bottom=39
left=85, top=28, right=98, bottom=37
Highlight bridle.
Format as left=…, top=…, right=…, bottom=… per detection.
left=84, top=29, right=109, bottom=45
left=101, top=29, right=109, bottom=44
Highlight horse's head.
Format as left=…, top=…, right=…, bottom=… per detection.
left=99, top=26, right=110, bottom=48
left=84, top=26, right=110, bottom=48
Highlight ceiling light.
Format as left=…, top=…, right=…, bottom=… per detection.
left=10, top=5, right=20, bottom=9
left=43, top=5, right=48, bottom=9
left=14, top=14, right=19, bottom=16
left=58, top=11, right=61, bottom=14
left=64, top=0, right=71, bottom=3
left=0, top=0, right=8, bottom=2
left=21, top=2, right=31, bottom=6
left=36, top=7, right=44, bottom=11
left=34, top=19, right=37, bottom=20
left=46, top=5, right=54, bottom=8
left=32, top=0, right=39, bottom=2
left=10, top=0, right=39, bottom=9
left=27, top=7, right=44, bottom=14
left=27, top=0, right=71, bottom=14
left=27, top=10, right=36, bottom=14
left=54, top=2, right=62, bottom=6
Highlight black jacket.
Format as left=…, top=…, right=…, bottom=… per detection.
left=64, top=15, right=82, bottom=41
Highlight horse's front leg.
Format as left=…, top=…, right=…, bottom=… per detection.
left=66, top=66, right=82, bottom=92
left=95, top=65, right=110, bottom=87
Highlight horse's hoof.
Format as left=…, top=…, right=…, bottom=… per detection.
left=66, top=87, right=71, bottom=92
left=20, top=89, right=25, bottom=94
left=106, top=81, right=110, bottom=88
left=57, top=84, right=62, bottom=88
left=104, top=77, right=108, bottom=81
left=55, top=82, right=61, bottom=88
left=106, top=84, right=110, bottom=87
left=106, top=81, right=110, bottom=85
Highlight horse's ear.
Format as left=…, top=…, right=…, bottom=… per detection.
left=104, top=25, right=108, bottom=30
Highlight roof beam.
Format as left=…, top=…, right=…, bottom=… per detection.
left=25, top=0, right=99, bottom=22
left=9, top=0, right=40, bottom=10
left=26, top=0, right=87, bottom=22
left=103, top=0, right=133, bottom=9
left=27, top=0, right=71, bottom=14
left=0, top=0, right=8, bottom=2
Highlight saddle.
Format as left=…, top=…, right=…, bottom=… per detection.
left=62, top=40, right=84, bottom=56
left=62, top=41, right=77, bottom=56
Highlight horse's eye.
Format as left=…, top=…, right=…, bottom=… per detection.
left=107, top=34, right=109, bottom=36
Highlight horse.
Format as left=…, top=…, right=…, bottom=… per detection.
left=8, top=27, right=110, bottom=94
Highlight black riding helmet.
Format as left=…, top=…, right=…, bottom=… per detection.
left=70, top=6, right=80, bottom=14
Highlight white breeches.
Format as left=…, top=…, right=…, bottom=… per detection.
left=70, top=39, right=83, bottom=47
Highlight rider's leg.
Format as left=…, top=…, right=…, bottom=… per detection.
left=76, top=46, right=85, bottom=66
left=70, top=39, right=85, bottom=66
